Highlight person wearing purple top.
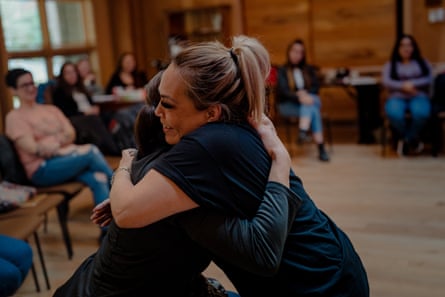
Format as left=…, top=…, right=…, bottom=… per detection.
left=382, top=34, right=433, bottom=155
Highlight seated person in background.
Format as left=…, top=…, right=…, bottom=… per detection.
left=52, top=62, right=120, bottom=156
left=104, top=52, right=148, bottom=151
left=276, top=38, right=329, bottom=162
left=4, top=69, right=113, bottom=229
left=76, top=57, right=104, bottom=96
left=0, top=234, right=33, bottom=297
left=105, top=52, right=148, bottom=95
left=52, top=62, right=100, bottom=117
left=382, top=33, right=433, bottom=156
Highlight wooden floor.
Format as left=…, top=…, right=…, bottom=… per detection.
left=13, top=142, right=445, bottom=297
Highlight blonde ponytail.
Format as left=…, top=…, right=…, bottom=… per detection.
left=172, top=35, right=270, bottom=123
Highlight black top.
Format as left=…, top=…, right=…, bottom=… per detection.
left=105, top=71, right=148, bottom=94
left=153, top=122, right=270, bottom=219
left=54, top=145, right=212, bottom=297
left=52, top=86, right=93, bottom=118
left=154, top=122, right=369, bottom=297
left=54, top=125, right=299, bottom=297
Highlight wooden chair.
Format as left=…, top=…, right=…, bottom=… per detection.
left=0, top=135, right=85, bottom=259
left=0, top=215, right=49, bottom=292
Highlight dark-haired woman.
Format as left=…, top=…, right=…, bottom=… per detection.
left=382, top=34, right=433, bottom=155
left=5, top=68, right=113, bottom=211
left=105, top=52, right=147, bottom=95
left=276, top=39, right=329, bottom=161
left=52, top=62, right=120, bottom=156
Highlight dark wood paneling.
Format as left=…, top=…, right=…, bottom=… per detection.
left=243, top=0, right=310, bottom=65
left=311, top=0, right=395, bottom=67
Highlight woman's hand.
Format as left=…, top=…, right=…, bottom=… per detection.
left=249, top=114, right=291, bottom=187
left=38, top=140, right=61, bottom=158
left=85, top=105, right=100, bottom=116
left=56, top=144, right=77, bottom=156
left=118, top=148, right=137, bottom=170
left=401, top=81, right=417, bottom=96
left=297, top=90, right=314, bottom=105
left=91, top=199, right=113, bottom=227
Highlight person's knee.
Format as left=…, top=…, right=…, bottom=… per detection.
left=14, top=241, right=33, bottom=278
left=94, top=172, right=108, bottom=183
left=76, top=143, right=95, bottom=155
left=0, top=261, right=22, bottom=296
left=410, top=106, right=431, bottom=120
left=385, top=101, right=405, bottom=120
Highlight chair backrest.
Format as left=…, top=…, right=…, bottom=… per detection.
left=0, top=135, right=31, bottom=185
left=36, top=80, right=56, bottom=104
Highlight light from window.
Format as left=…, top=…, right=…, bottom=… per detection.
left=45, top=1, right=86, bottom=48
left=8, top=57, right=48, bottom=84
left=52, top=54, right=87, bottom=76
left=0, top=0, right=43, bottom=51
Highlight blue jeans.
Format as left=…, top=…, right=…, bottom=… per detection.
left=0, top=235, right=33, bottom=296
left=278, top=94, right=323, bottom=133
left=31, top=145, right=113, bottom=206
left=385, top=94, right=431, bottom=142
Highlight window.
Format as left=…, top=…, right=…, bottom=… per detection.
left=0, top=0, right=95, bottom=79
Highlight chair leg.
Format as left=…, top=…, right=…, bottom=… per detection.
left=30, top=259, right=41, bottom=292
left=56, top=199, right=73, bottom=259
left=33, top=231, right=50, bottom=290
left=381, top=119, right=388, bottom=157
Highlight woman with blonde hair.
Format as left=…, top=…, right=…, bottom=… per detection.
left=110, top=35, right=367, bottom=296
left=58, top=35, right=368, bottom=297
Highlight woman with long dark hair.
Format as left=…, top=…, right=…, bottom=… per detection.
left=276, top=39, right=329, bottom=161
left=382, top=34, right=433, bottom=155
left=52, top=62, right=100, bottom=117
left=105, top=52, right=148, bottom=95
left=52, top=62, right=120, bottom=156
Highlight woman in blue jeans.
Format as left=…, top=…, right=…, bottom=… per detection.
left=0, top=235, right=33, bottom=296
left=4, top=69, right=113, bottom=224
left=276, top=38, right=329, bottom=161
left=382, top=34, right=433, bottom=155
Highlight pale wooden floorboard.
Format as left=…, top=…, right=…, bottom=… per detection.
left=14, top=144, right=445, bottom=297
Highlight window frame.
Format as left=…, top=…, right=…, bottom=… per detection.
left=3, top=0, right=96, bottom=80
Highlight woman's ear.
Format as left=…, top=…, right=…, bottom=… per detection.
left=207, top=104, right=222, bottom=122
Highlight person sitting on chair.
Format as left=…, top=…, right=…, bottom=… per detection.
left=4, top=68, right=114, bottom=241
left=276, top=38, right=329, bottom=161
left=382, top=34, right=433, bottom=156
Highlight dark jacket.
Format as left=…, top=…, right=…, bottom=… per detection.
left=105, top=71, right=148, bottom=95
left=276, top=64, right=320, bottom=104
left=52, top=86, right=94, bottom=118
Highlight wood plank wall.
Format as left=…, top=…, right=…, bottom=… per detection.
left=243, top=0, right=395, bottom=68
left=406, top=0, right=445, bottom=68
left=103, top=0, right=244, bottom=80
left=243, top=0, right=310, bottom=65
left=2, top=0, right=445, bottom=130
